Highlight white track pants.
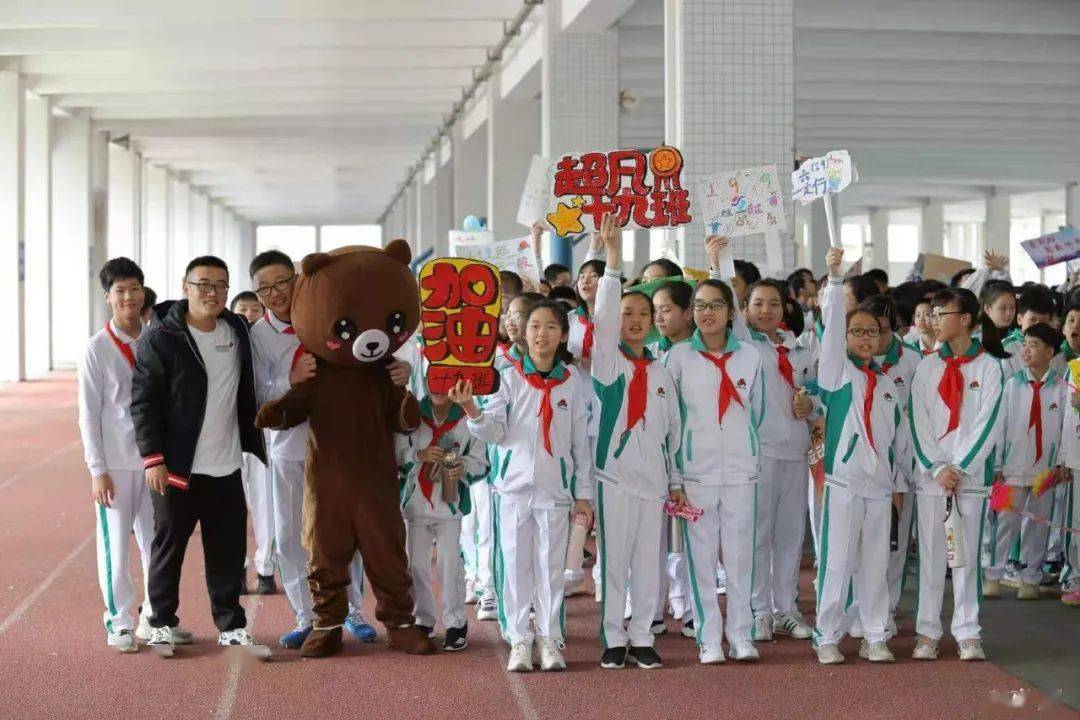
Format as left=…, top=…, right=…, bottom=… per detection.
left=493, top=494, right=569, bottom=645
left=407, top=517, right=466, bottom=630
left=813, top=484, right=890, bottom=646
left=241, top=452, right=275, bottom=577
left=682, top=483, right=756, bottom=648
left=887, top=491, right=916, bottom=618
left=1047, top=483, right=1067, bottom=560
left=751, top=456, right=809, bottom=618
left=985, top=486, right=1054, bottom=585
left=809, top=475, right=824, bottom=564
left=95, top=469, right=154, bottom=633
left=1066, top=478, right=1079, bottom=587
left=461, top=481, right=495, bottom=600
left=915, top=493, right=988, bottom=642
left=597, top=483, right=663, bottom=648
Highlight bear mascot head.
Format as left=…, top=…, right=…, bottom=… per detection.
left=291, top=239, right=418, bottom=365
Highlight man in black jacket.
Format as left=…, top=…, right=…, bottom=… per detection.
left=131, top=255, right=266, bottom=651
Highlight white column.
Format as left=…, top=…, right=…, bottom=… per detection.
left=868, top=207, right=890, bottom=271
left=142, top=164, right=170, bottom=295
left=24, top=92, right=51, bottom=378
left=169, top=178, right=191, bottom=282
left=0, top=71, right=25, bottom=381
left=420, top=163, right=436, bottom=256
left=1066, top=182, right=1079, bottom=229
left=433, top=139, right=454, bottom=258
left=189, top=190, right=211, bottom=257
left=665, top=0, right=794, bottom=271
left=238, top=219, right=256, bottom=288
left=88, top=129, right=110, bottom=334
left=919, top=200, right=945, bottom=256
left=985, top=191, right=1011, bottom=258
left=210, top=202, right=227, bottom=262
left=487, top=72, right=541, bottom=239
left=452, top=116, right=488, bottom=232
left=50, top=112, right=93, bottom=368
left=107, top=143, right=138, bottom=260
left=633, top=230, right=650, bottom=276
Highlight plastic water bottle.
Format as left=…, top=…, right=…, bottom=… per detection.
left=944, top=496, right=965, bottom=569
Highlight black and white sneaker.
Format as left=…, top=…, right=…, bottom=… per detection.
left=416, top=624, right=435, bottom=638
left=600, top=646, right=627, bottom=669
left=627, top=645, right=663, bottom=669
left=649, top=619, right=668, bottom=636
left=253, top=574, right=277, bottom=595
left=443, top=623, right=468, bottom=652
left=680, top=618, right=696, bottom=638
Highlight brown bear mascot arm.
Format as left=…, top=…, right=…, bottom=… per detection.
left=387, top=381, right=421, bottom=433
left=254, top=375, right=315, bottom=431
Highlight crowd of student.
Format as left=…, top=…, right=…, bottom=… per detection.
left=77, top=217, right=1079, bottom=671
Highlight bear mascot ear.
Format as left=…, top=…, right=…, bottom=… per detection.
left=301, top=252, right=335, bottom=276
left=384, top=239, right=413, bottom=267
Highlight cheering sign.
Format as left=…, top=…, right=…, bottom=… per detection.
left=546, top=146, right=693, bottom=236
left=697, top=164, right=787, bottom=238
left=791, top=149, right=857, bottom=206
left=418, top=258, right=502, bottom=396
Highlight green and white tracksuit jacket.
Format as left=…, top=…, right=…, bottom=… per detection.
left=819, top=278, right=900, bottom=500
left=997, top=367, right=1065, bottom=486
left=875, top=333, right=924, bottom=492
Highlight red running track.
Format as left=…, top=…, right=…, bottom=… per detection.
left=0, top=374, right=1076, bottom=720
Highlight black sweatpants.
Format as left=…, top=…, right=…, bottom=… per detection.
left=148, top=470, right=248, bottom=631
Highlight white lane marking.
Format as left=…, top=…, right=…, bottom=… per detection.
left=0, top=439, right=82, bottom=492
left=0, top=533, right=94, bottom=636
left=213, top=598, right=263, bottom=720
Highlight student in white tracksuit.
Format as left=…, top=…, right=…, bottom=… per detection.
left=457, top=299, right=594, bottom=673
left=984, top=324, right=1066, bottom=599
left=663, top=234, right=763, bottom=664
left=78, top=258, right=156, bottom=652
left=397, top=394, right=489, bottom=651
left=1059, top=358, right=1080, bottom=605
left=811, top=249, right=900, bottom=665
left=589, top=217, right=680, bottom=669
left=909, top=286, right=1007, bottom=661
left=248, top=250, right=378, bottom=648
left=724, top=275, right=816, bottom=642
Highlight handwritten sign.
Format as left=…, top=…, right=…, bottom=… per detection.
left=451, top=234, right=541, bottom=286
left=696, top=165, right=786, bottom=238
left=418, top=258, right=502, bottom=395
left=448, top=230, right=493, bottom=250
left=791, top=150, right=857, bottom=206
left=517, top=155, right=554, bottom=228
left=1020, top=226, right=1080, bottom=269
left=545, top=146, right=693, bottom=235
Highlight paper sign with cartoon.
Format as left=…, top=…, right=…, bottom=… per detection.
left=452, top=234, right=541, bottom=286
left=545, top=146, right=693, bottom=235
left=696, top=164, right=787, bottom=239
left=791, top=150, right=858, bottom=206
left=419, top=258, right=502, bottom=396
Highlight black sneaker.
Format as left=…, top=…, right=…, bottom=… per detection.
left=680, top=618, right=695, bottom=638
left=252, top=574, right=277, bottom=595
left=442, top=623, right=468, bottom=652
left=600, top=646, right=626, bottom=669
left=628, top=645, right=663, bottom=669
left=650, top=619, right=668, bottom=636
left=416, top=624, right=435, bottom=638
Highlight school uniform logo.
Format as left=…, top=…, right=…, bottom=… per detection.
left=736, top=378, right=747, bottom=389
left=894, top=377, right=905, bottom=386
left=884, top=392, right=895, bottom=402
left=657, top=386, right=667, bottom=397
left=968, top=380, right=981, bottom=390
left=1050, top=403, right=1059, bottom=411
left=557, top=399, right=569, bottom=410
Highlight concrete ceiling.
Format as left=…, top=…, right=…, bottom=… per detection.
left=2, top=0, right=1077, bottom=224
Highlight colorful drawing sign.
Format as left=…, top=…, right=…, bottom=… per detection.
left=791, top=150, right=857, bottom=206
left=1020, top=226, right=1080, bottom=269
left=545, top=146, right=693, bottom=235
left=696, top=164, right=786, bottom=239
left=451, top=234, right=541, bottom=286
left=418, top=258, right=502, bottom=396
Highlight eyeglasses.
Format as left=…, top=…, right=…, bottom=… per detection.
left=254, top=275, right=295, bottom=298
left=847, top=327, right=881, bottom=339
left=693, top=300, right=729, bottom=312
left=186, top=280, right=230, bottom=295
left=931, top=310, right=965, bottom=321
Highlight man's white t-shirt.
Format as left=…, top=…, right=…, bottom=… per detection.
left=189, top=320, right=242, bottom=476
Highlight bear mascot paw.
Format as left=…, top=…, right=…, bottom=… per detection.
left=255, top=239, right=433, bottom=658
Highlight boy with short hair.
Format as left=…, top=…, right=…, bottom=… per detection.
left=1003, top=289, right=1057, bottom=376
left=984, top=323, right=1066, bottom=600
left=230, top=291, right=264, bottom=326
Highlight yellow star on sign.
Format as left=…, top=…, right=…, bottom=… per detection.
left=546, top=201, right=585, bottom=237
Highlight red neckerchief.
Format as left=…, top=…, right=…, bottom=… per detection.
left=417, top=414, right=461, bottom=507
left=623, top=349, right=652, bottom=433
left=775, top=343, right=795, bottom=390
left=856, top=362, right=878, bottom=451
left=1029, top=379, right=1044, bottom=463
left=514, top=359, right=570, bottom=455
left=577, top=312, right=594, bottom=360
left=267, top=314, right=307, bottom=371
left=937, top=348, right=980, bottom=439
left=697, top=350, right=744, bottom=425
left=105, top=322, right=135, bottom=369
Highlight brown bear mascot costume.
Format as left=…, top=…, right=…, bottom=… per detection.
left=254, top=239, right=435, bottom=658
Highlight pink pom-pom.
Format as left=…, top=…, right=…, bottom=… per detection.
left=990, top=482, right=1014, bottom=512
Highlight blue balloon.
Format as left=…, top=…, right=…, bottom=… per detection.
left=462, top=215, right=482, bottom=232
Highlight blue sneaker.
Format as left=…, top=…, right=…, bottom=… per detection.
left=279, top=625, right=313, bottom=649
left=345, top=613, right=377, bottom=643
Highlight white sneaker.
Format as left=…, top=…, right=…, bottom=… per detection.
left=536, top=636, right=566, bottom=671
left=815, top=643, right=844, bottom=665
left=476, top=597, right=498, bottom=621
left=108, top=629, right=138, bottom=653
left=564, top=572, right=586, bottom=598
left=731, top=640, right=759, bottom=662
left=218, top=629, right=254, bottom=646
left=848, top=619, right=864, bottom=639
left=912, top=635, right=939, bottom=660
left=147, top=625, right=174, bottom=649
left=464, top=579, right=478, bottom=605
left=958, top=638, right=986, bottom=661
left=681, top=619, right=696, bottom=639
left=137, top=613, right=193, bottom=645
left=983, top=578, right=1002, bottom=598
left=507, top=642, right=532, bottom=672
left=669, top=596, right=686, bottom=621
left=773, top=612, right=812, bottom=639
left=698, top=644, right=726, bottom=664
left=1017, top=583, right=1040, bottom=600
left=859, top=639, right=895, bottom=663
left=752, top=615, right=773, bottom=641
